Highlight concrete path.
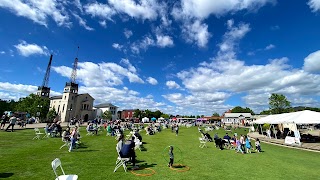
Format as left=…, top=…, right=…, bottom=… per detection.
left=1, top=122, right=76, bottom=131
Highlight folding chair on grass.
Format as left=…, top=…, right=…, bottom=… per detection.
left=199, top=137, right=208, bottom=148
left=33, top=128, right=44, bottom=140
left=51, top=158, right=78, bottom=180
left=114, top=149, right=129, bottom=172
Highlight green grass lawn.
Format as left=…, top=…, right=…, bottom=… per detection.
left=0, top=126, right=319, bottom=180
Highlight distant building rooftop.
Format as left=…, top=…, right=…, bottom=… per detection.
left=94, top=103, right=118, bottom=108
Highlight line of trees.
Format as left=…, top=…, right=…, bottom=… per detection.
left=0, top=94, right=51, bottom=121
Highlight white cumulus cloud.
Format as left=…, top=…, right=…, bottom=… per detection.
left=166, top=81, right=180, bottom=89
left=181, top=20, right=211, bottom=48
left=265, top=44, right=275, bottom=50
left=72, top=13, right=94, bottom=31
left=112, top=43, right=123, bottom=50
left=14, top=41, right=49, bottom=57
left=0, top=0, right=70, bottom=27
left=303, top=50, right=320, bottom=72
left=124, top=29, right=133, bottom=38
left=308, top=0, right=320, bottom=12
left=156, top=35, right=174, bottom=47
left=146, top=77, right=158, bottom=85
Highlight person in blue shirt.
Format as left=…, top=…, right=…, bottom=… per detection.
left=223, top=133, right=231, bottom=143
left=120, top=136, right=138, bottom=169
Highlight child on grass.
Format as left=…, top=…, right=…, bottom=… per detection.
left=168, top=146, right=174, bottom=167
left=255, top=138, right=261, bottom=153
left=235, top=137, right=244, bottom=154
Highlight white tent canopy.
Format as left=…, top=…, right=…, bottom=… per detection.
left=254, top=110, right=320, bottom=124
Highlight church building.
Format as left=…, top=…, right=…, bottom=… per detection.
left=49, top=82, right=94, bottom=122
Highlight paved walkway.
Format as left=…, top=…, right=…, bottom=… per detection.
left=1, top=122, right=78, bottom=131
left=248, top=132, right=320, bottom=153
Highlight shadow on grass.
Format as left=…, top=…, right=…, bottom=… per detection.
left=172, top=164, right=187, bottom=169
left=132, top=163, right=157, bottom=170
left=0, top=173, right=14, bottom=178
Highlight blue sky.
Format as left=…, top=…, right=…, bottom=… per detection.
left=1, top=0, right=320, bottom=115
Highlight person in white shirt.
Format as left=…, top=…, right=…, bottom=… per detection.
left=6, top=115, right=17, bottom=132
left=69, top=126, right=78, bottom=152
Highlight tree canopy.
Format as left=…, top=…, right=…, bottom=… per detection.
left=212, top=112, right=220, bottom=117
left=231, top=106, right=255, bottom=114
left=102, top=110, right=112, bottom=120
left=269, top=93, right=291, bottom=114
left=15, top=94, right=49, bottom=120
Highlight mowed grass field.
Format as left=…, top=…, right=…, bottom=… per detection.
left=0, top=126, right=319, bottom=180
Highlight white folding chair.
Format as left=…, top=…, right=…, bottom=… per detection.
left=60, top=139, right=71, bottom=150
left=33, top=128, right=44, bottom=140
left=114, top=149, right=129, bottom=172
left=51, top=158, right=78, bottom=180
left=199, top=137, right=207, bottom=148
left=43, top=128, right=50, bottom=139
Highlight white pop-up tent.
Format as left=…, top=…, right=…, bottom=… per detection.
left=253, top=110, right=320, bottom=145
left=142, top=117, right=149, bottom=123
left=254, top=110, right=320, bottom=125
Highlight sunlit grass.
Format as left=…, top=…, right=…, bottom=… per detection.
left=0, top=126, right=319, bottom=179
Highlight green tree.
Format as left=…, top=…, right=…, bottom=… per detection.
left=15, top=94, right=49, bottom=121
left=46, top=108, right=57, bottom=122
left=212, top=112, right=220, bottom=117
left=259, top=110, right=271, bottom=115
left=133, top=109, right=142, bottom=119
left=144, top=109, right=152, bottom=118
left=102, top=110, right=112, bottom=120
left=161, top=114, right=170, bottom=119
left=269, top=93, right=291, bottom=114
left=153, top=110, right=163, bottom=119
left=231, top=106, right=255, bottom=114
left=0, top=99, right=18, bottom=115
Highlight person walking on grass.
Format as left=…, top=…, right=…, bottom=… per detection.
left=175, top=125, right=179, bottom=136
left=245, top=136, right=251, bottom=153
left=0, top=114, right=8, bottom=130
left=69, top=126, right=78, bottom=152
left=235, top=137, right=244, bottom=154
left=5, top=114, right=17, bottom=132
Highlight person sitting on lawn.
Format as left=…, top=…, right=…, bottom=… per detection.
left=223, top=133, right=231, bottom=143
left=204, top=132, right=213, bottom=142
left=87, top=123, right=97, bottom=135
left=134, top=130, right=142, bottom=141
left=62, top=127, right=71, bottom=142
left=214, top=133, right=219, bottom=140
left=120, top=136, right=139, bottom=169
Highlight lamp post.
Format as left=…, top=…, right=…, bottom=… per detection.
left=37, top=105, right=43, bottom=123
left=68, top=108, right=72, bottom=124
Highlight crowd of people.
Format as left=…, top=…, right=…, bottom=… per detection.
left=199, top=127, right=262, bottom=154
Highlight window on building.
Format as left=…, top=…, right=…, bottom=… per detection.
left=62, top=104, right=65, bottom=112
left=64, top=96, right=66, bottom=100
left=57, top=105, right=60, bottom=113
